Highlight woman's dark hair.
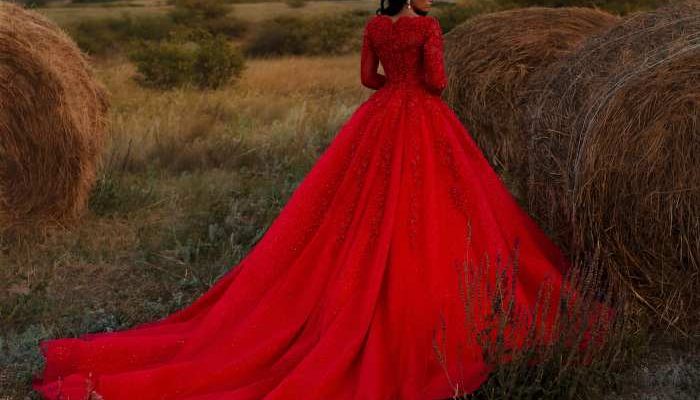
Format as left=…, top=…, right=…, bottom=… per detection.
left=376, top=0, right=428, bottom=16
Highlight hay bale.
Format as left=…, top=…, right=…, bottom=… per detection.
left=0, top=2, right=109, bottom=232
left=443, top=7, right=620, bottom=199
left=526, top=1, right=700, bottom=329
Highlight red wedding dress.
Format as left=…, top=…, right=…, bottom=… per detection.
left=33, top=15, right=579, bottom=400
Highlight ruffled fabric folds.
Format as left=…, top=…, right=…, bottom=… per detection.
left=33, top=85, right=579, bottom=400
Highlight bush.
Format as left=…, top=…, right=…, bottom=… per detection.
left=0, top=325, right=53, bottom=394
left=244, top=12, right=363, bottom=57
left=244, top=16, right=308, bottom=56
left=65, top=0, right=247, bottom=57
left=129, top=35, right=245, bottom=89
left=170, top=0, right=230, bottom=22
left=193, top=35, right=246, bottom=89
left=169, top=0, right=248, bottom=38
left=307, top=12, right=367, bottom=55
left=195, top=16, right=248, bottom=38
left=433, top=237, right=643, bottom=399
left=68, top=14, right=175, bottom=56
left=129, top=40, right=196, bottom=89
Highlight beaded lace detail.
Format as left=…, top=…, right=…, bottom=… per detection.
left=361, top=15, right=448, bottom=94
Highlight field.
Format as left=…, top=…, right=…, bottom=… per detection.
left=39, top=0, right=374, bottom=26
left=1, top=48, right=370, bottom=396
left=1, top=0, right=698, bottom=399
left=2, top=4, right=371, bottom=397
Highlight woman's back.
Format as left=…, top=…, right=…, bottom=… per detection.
left=361, top=14, right=447, bottom=94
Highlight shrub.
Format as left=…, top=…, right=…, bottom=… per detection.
left=129, top=40, right=197, bottom=89
left=314, top=11, right=367, bottom=54
left=195, top=16, right=248, bottom=38
left=68, top=14, right=175, bottom=56
left=0, top=325, right=53, bottom=393
left=244, top=16, right=309, bottom=56
left=193, top=35, right=246, bottom=89
left=244, top=12, right=363, bottom=57
left=169, top=0, right=248, bottom=38
left=432, top=235, right=642, bottom=399
left=170, top=0, right=230, bottom=22
left=129, top=35, right=245, bottom=89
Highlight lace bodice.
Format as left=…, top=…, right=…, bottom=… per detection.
left=361, top=14, right=447, bottom=95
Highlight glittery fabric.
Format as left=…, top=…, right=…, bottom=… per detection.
left=33, top=15, right=580, bottom=400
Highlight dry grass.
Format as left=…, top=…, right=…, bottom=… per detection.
left=0, top=2, right=109, bottom=233
left=431, top=223, right=640, bottom=400
left=98, top=54, right=363, bottom=174
left=0, top=49, right=370, bottom=398
left=526, top=0, right=700, bottom=334
left=443, top=6, right=620, bottom=200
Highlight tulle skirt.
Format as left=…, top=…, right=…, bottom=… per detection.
left=33, top=84, right=576, bottom=400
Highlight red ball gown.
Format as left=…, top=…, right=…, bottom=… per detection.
left=33, top=15, right=576, bottom=400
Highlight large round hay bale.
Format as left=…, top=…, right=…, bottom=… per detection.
left=443, top=7, right=620, bottom=199
left=0, top=2, right=108, bottom=232
left=526, top=1, right=700, bottom=329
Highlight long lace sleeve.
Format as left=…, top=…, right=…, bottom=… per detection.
left=422, top=17, right=447, bottom=95
left=360, top=22, right=386, bottom=90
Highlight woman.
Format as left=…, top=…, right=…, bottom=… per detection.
left=33, top=0, right=579, bottom=398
